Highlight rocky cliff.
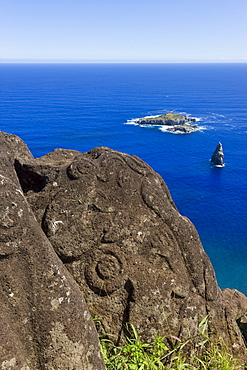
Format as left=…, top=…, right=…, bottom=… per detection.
left=1, top=131, right=246, bottom=368
left=0, top=132, right=105, bottom=370
left=211, top=142, right=225, bottom=167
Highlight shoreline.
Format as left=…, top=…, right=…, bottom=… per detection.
left=126, top=112, right=201, bottom=134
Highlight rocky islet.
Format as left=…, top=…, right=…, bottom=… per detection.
left=133, top=113, right=200, bottom=134
left=211, top=142, right=225, bottom=167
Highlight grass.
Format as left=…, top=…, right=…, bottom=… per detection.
left=95, top=318, right=245, bottom=370
left=139, top=113, right=188, bottom=122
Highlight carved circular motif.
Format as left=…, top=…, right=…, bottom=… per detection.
left=84, top=245, right=127, bottom=295
left=67, top=157, right=96, bottom=180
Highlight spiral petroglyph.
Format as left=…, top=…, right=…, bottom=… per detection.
left=12, top=142, right=246, bottom=360
left=67, top=156, right=97, bottom=180
left=84, top=245, right=127, bottom=295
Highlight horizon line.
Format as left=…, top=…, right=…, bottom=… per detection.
left=1, top=59, right=247, bottom=64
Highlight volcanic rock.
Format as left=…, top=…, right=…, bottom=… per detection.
left=222, top=288, right=247, bottom=343
left=165, top=124, right=199, bottom=134
left=133, top=113, right=199, bottom=134
left=13, top=138, right=246, bottom=359
left=211, top=142, right=225, bottom=167
left=134, top=113, right=196, bottom=126
left=0, top=132, right=105, bottom=369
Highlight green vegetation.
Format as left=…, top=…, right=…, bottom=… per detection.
left=138, top=113, right=187, bottom=122
left=95, top=319, right=244, bottom=370
left=157, top=113, right=186, bottom=121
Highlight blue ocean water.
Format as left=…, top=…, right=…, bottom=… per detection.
left=1, top=63, right=247, bottom=294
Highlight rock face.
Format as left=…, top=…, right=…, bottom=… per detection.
left=222, top=288, right=247, bottom=343
left=0, top=132, right=105, bottom=369
left=211, top=142, right=225, bottom=167
left=165, top=124, right=199, bottom=134
left=134, top=113, right=199, bottom=134
left=11, top=134, right=246, bottom=360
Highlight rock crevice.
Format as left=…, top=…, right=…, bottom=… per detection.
left=1, top=131, right=246, bottom=367
left=0, top=132, right=105, bottom=370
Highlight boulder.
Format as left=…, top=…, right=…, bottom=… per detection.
left=14, top=139, right=246, bottom=359
left=0, top=132, right=105, bottom=369
left=211, top=142, right=225, bottom=167
left=222, top=288, right=247, bottom=343
left=1, top=131, right=34, bottom=163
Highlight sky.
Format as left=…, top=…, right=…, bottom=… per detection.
left=0, top=0, right=247, bottom=63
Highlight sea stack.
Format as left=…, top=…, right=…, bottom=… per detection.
left=211, top=142, right=225, bottom=167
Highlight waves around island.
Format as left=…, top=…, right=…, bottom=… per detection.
left=126, top=114, right=161, bottom=126
left=1, top=63, right=246, bottom=294
left=125, top=111, right=237, bottom=134
left=125, top=113, right=206, bottom=134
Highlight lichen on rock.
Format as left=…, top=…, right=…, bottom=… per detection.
left=1, top=131, right=246, bottom=366
left=0, top=132, right=105, bottom=370
left=12, top=138, right=246, bottom=361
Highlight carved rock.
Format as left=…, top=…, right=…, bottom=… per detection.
left=0, top=132, right=105, bottom=370
left=14, top=140, right=246, bottom=359
left=222, top=288, right=247, bottom=343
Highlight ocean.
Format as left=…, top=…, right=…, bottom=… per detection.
left=0, top=63, right=247, bottom=294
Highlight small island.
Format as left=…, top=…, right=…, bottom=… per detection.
left=210, top=142, right=225, bottom=167
left=133, top=113, right=199, bottom=134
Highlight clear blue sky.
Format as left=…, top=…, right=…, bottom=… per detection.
left=0, top=0, right=247, bottom=62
